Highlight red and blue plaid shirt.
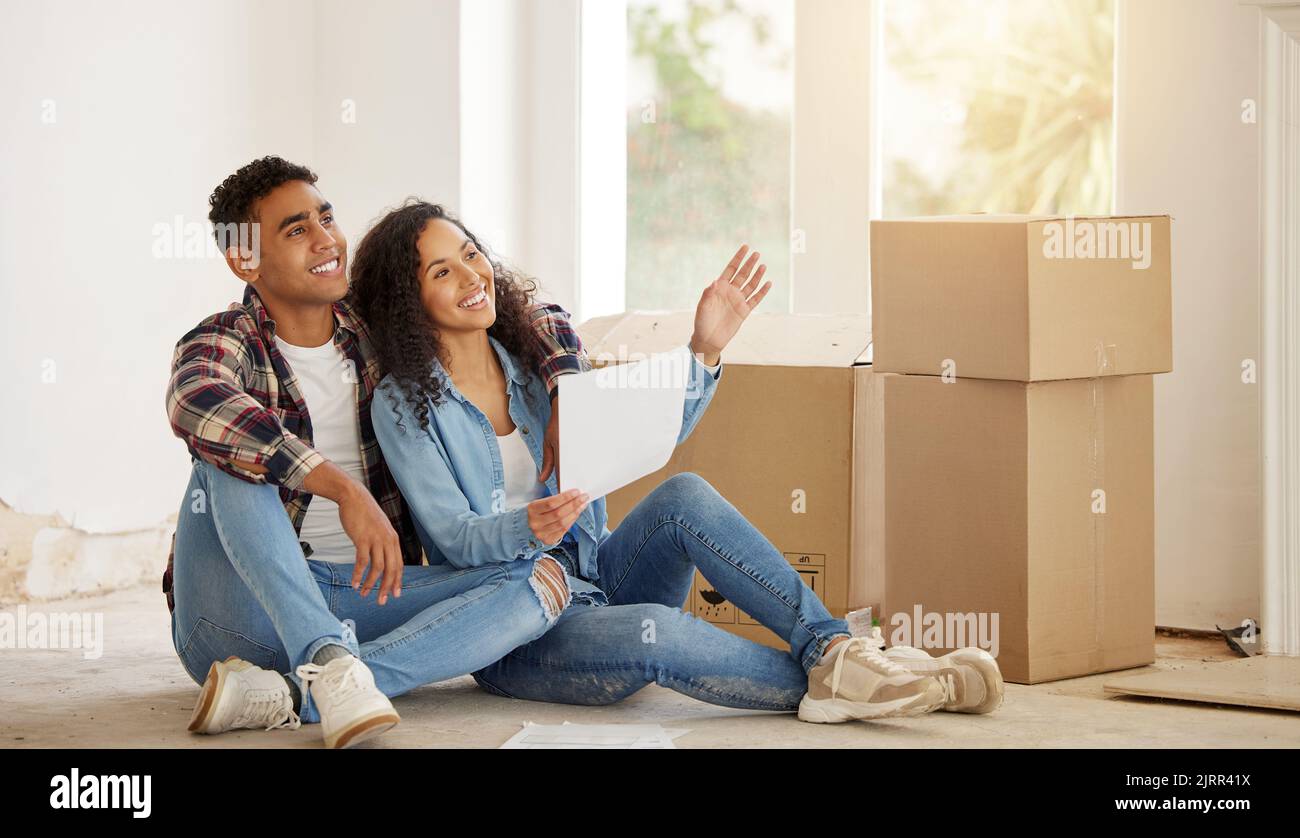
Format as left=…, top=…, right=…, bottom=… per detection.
left=162, top=286, right=588, bottom=612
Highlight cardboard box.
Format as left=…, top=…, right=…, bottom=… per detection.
left=870, top=214, right=1172, bottom=381
left=881, top=372, right=1156, bottom=684
left=579, top=312, right=884, bottom=650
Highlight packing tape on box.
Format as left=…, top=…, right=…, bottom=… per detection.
left=1088, top=342, right=1117, bottom=664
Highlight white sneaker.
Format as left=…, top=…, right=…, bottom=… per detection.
left=883, top=646, right=1004, bottom=714
left=188, top=656, right=301, bottom=735
left=295, top=656, right=400, bottom=749
left=798, top=637, right=947, bottom=723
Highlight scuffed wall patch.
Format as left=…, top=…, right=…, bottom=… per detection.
left=1, top=500, right=174, bottom=604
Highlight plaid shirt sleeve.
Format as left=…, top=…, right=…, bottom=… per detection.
left=528, top=302, right=590, bottom=396
left=166, top=321, right=324, bottom=490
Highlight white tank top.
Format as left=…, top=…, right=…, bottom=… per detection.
left=497, top=428, right=543, bottom=510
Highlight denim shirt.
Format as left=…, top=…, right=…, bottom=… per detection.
left=370, top=337, right=721, bottom=603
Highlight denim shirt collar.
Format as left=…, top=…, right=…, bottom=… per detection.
left=431, top=336, right=527, bottom=405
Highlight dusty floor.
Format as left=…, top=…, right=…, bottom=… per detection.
left=3, top=584, right=1299, bottom=748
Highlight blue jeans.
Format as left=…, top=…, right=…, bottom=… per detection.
left=473, top=473, right=851, bottom=711
left=169, top=461, right=560, bottom=723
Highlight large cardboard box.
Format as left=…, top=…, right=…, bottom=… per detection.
left=881, top=372, right=1156, bottom=684
left=579, top=312, right=883, bottom=650
left=870, top=214, right=1172, bottom=381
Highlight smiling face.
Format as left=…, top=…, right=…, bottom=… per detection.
left=238, top=179, right=348, bottom=307
left=415, top=218, right=496, bottom=333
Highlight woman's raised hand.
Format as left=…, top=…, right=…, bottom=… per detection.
left=688, top=244, right=771, bottom=366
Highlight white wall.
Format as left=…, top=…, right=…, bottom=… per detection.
left=460, top=0, right=525, bottom=263
left=314, top=0, right=463, bottom=237
left=523, top=0, right=582, bottom=313
left=0, top=1, right=316, bottom=532
left=1116, top=0, right=1262, bottom=630
left=0, top=0, right=569, bottom=539
left=792, top=0, right=875, bottom=317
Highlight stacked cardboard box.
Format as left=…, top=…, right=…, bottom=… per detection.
left=581, top=212, right=1171, bottom=685
left=579, top=312, right=881, bottom=650
left=871, top=214, right=1172, bottom=683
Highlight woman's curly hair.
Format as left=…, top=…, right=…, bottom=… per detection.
left=347, top=200, right=546, bottom=431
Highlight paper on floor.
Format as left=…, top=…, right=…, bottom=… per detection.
left=500, top=721, right=689, bottom=749
left=558, top=346, right=689, bottom=499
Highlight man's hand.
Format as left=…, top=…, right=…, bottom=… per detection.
left=539, top=394, right=561, bottom=486
left=302, top=461, right=404, bottom=605
left=339, top=485, right=404, bottom=605
left=527, top=489, right=588, bottom=546
left=689, top=244, right=771, bottom=365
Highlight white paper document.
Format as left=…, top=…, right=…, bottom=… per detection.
left=500, top=722, right=689, bottom=749
left=558, top=346, right=690, bottom=499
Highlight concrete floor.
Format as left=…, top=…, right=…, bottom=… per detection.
left=4, top=584, right=1299, bottom=748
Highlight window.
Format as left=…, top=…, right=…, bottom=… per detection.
left=625, top=0, right=794, bottom=312
left=580, top=0, right=1118, bottom=320
left=879, top=0, right=1115, bottom=217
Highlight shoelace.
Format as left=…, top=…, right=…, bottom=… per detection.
left=827, top=637, right=910, bottom=699
left=232, top=687, right=301, bottom=732
left=295, top=657, right=370, bottom=718
left=935, top=671, right=958, bottom=703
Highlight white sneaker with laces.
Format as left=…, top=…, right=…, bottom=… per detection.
left=883, top=646, right=1004, bottom=714
left=295, top=655, right=400, bottom=749
left=798, top=637, right=947, bottom=723
left=188, top=656, right=301, bottom=735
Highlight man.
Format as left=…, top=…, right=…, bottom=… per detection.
left=165, top=156, right=585, bottom=748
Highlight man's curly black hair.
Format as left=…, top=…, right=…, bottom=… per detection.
left=347, top=200, right=546, bottom=432
left=207, top=156, right=318, bottom=246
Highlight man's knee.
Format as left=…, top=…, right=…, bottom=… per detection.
left=190, top=460, right=295, bottom=543
left=193, top=459, right=279, bottom=505
left=529, top=556, right=570, bottom=622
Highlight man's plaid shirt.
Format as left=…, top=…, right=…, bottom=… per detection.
left=162, top=286, right=588, bottom=612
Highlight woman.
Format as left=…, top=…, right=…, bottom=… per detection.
left=352, top=201, right=999, bottom=722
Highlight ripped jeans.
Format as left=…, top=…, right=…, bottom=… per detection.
left=473, top=473, right=851, bottom=712
left=169, top=460, right=565, bottom=724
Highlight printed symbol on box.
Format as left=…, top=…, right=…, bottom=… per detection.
left=740, top=566, right=821, bottom=626
left=693, top=572, right=735, bottom=624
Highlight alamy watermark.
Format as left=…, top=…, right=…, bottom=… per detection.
left=592, top=345, right=708, bottom=399
left=151, top=215, right=261, bottom=266
left=0, top=605, right=103, bottom=659
left=50, top=769, right=150, bottom=818
left=1041, top=216, right=1152, bottom=270
left=888, top=604, right=1000, bottom=659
